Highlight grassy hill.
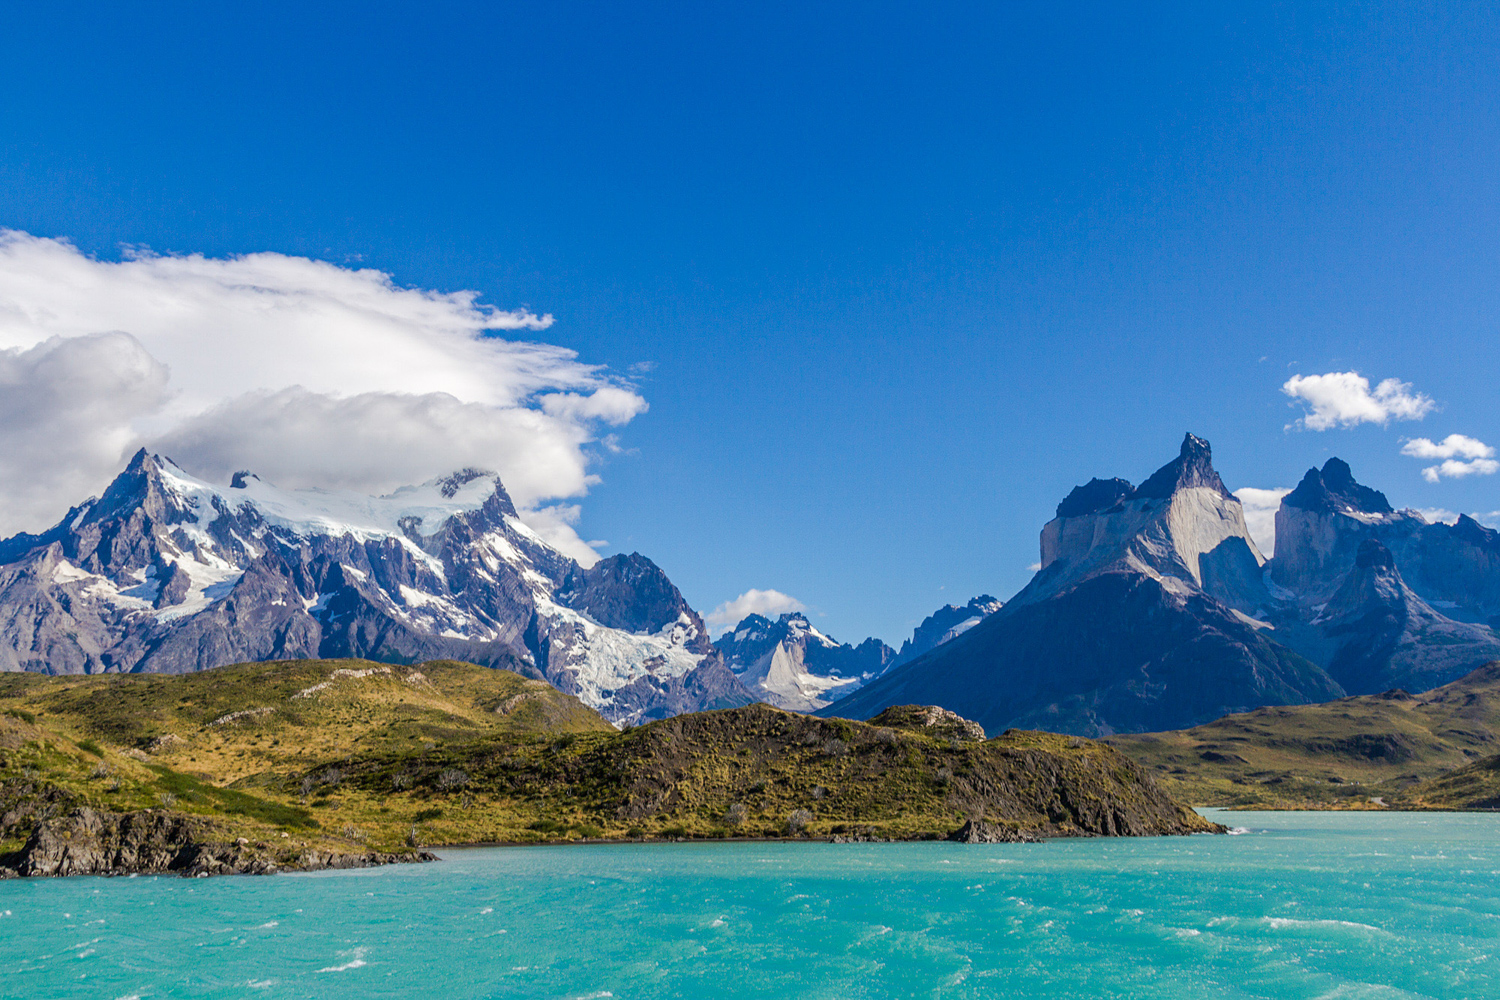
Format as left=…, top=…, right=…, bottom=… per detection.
left=1108, top=661, right=1500, bottom=808
left=0, top=659, right=1214, bottom=875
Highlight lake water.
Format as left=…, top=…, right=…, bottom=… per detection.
left=2, top=811, right=1499, bottom=999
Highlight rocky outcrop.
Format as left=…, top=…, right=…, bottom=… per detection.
left=868, top=704, right=986, bottom=741
left=715, top=613, right=895, bottom=711
left=946, top=819, right=1039, bottom=843
left=0, top=805, right=436, bottom=878
left=827, top=434, right=1340, bottom=736
left=0, top=451, right=751, bottom=725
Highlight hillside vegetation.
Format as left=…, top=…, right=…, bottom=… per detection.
left=1109, top=661, right=1500, bottom=808
left=0, top=659, right=1214, bottom=875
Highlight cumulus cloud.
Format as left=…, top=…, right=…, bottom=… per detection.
left=1282, top=372, right=1435, bottom=431
left=1233, top=487, right=1292, bottom=556
left=1400, top=434, right=1498, bottom=482
left=0, top=231, right=646, bottom=557
left=706, top=588, right=806, bottom=631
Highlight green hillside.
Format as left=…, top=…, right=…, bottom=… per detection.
left=1109, top=661, right=1500, bottom=808
left=0, top=659, right=1213, bottom=875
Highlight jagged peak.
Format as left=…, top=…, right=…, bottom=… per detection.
left=1451, top=514, right=1499, bottom=548
left=1135, top=433, right=1233, bottom=501
left=1283, top=457, right=1394, bottom=515
left=1056, top=478, right=1135, bottom=518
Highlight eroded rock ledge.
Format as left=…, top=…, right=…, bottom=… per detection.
left=0, top=806, right=434, bottom=878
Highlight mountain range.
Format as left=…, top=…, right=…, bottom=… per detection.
left=827, top=434, right=1500, bottom=736
left=0, top=450, right=751, bottom=725
left=3, top=438, right=1494, bottom=739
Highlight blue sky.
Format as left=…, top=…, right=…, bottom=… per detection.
left=1, top=2, right=1497, bottom=644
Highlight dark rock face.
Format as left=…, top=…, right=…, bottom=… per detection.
left=1283, top=458, right=1394, bottom=515
left=833, top=572, right=1340, bottom=736
left=1056, top=479, right=1136, bottom=518
left=557, top=553, right=709, bottom=647
left=1134, top=433, right=1233, bottom=500
left=892, top=596, right=1003, bottom=668
left=715, top=613, right=895, bottom=712
left=0, top=451, right=751, bottom=725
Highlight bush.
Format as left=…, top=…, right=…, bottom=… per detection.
left=413, top=808, right=443, bottom=822
left=436, top=768, right=469, bottom=792
left=391, top=772, right=412, bottom=790
left=875, top=728, right=898, bottom=745
left=787, top=809, right=813, bottom=835
left=723, top=802, right=748, bottom=826
left=77, top=739, right=104, bottom=758
left=823, top=739, right=848, bottom=757
left=4, top=708, right=36, bottom=725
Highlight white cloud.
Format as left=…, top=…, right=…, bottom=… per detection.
left=706, top=588, right=806, bottom=630
left=1400, top=434, right=1498, bottom=482
left=0, top=231, right=647, bottom=555
left=1282, top=372, right=1435, bottom=431
left=1419, top=459, right=1500, bottom=483
left=1400, top=434, right=1494, bottom=460
left=1233, top=487, right=1292, bottom=555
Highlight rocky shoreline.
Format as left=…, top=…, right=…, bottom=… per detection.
left=0, top=805, right=435, bottom=879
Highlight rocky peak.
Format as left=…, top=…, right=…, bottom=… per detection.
left=1134, top=433, right=1232, bottom=500
left=557, top=552, right=705, bottom=644
left=1451, top=514, right=1499, bottom=549
left=1283, top=458, right=1393, bottom=515
left=1056, top=478, right=1136, bottom=518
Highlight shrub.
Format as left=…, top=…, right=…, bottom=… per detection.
left=787, top=809, right=813, bottom=835
left=573, top=823, right=603, bottom=839
left=935, top=767, right=953, bottom=785
left=823, top=739, right=848, bottom=757
left=77, top=739, right=104, bottom=758
left=4, top=708, right=36, bottom=725
left=875, top=728, right=898, bottom=745
left=391, top=772, right=412, bottom=791
left=436, top=768, right=469, bottom=792
left=413, top=808, right=444, bottom=822
left=811, top=786, right=826, bottom=800
left=723, top=802, right=748, bottom=826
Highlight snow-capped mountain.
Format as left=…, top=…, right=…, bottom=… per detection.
left=0, top=450, right=751, bottom=725
left=715, top=612, right=894, bottom=711
left=891, top=595, right=1003, bottom=668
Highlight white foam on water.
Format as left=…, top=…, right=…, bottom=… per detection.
left=1262, top=917, right=1388, bottom=935
left=317, top=947, right=368, bottom=972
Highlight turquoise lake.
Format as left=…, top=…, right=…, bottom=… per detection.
left=3, top=811, right=1499, bottom=999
